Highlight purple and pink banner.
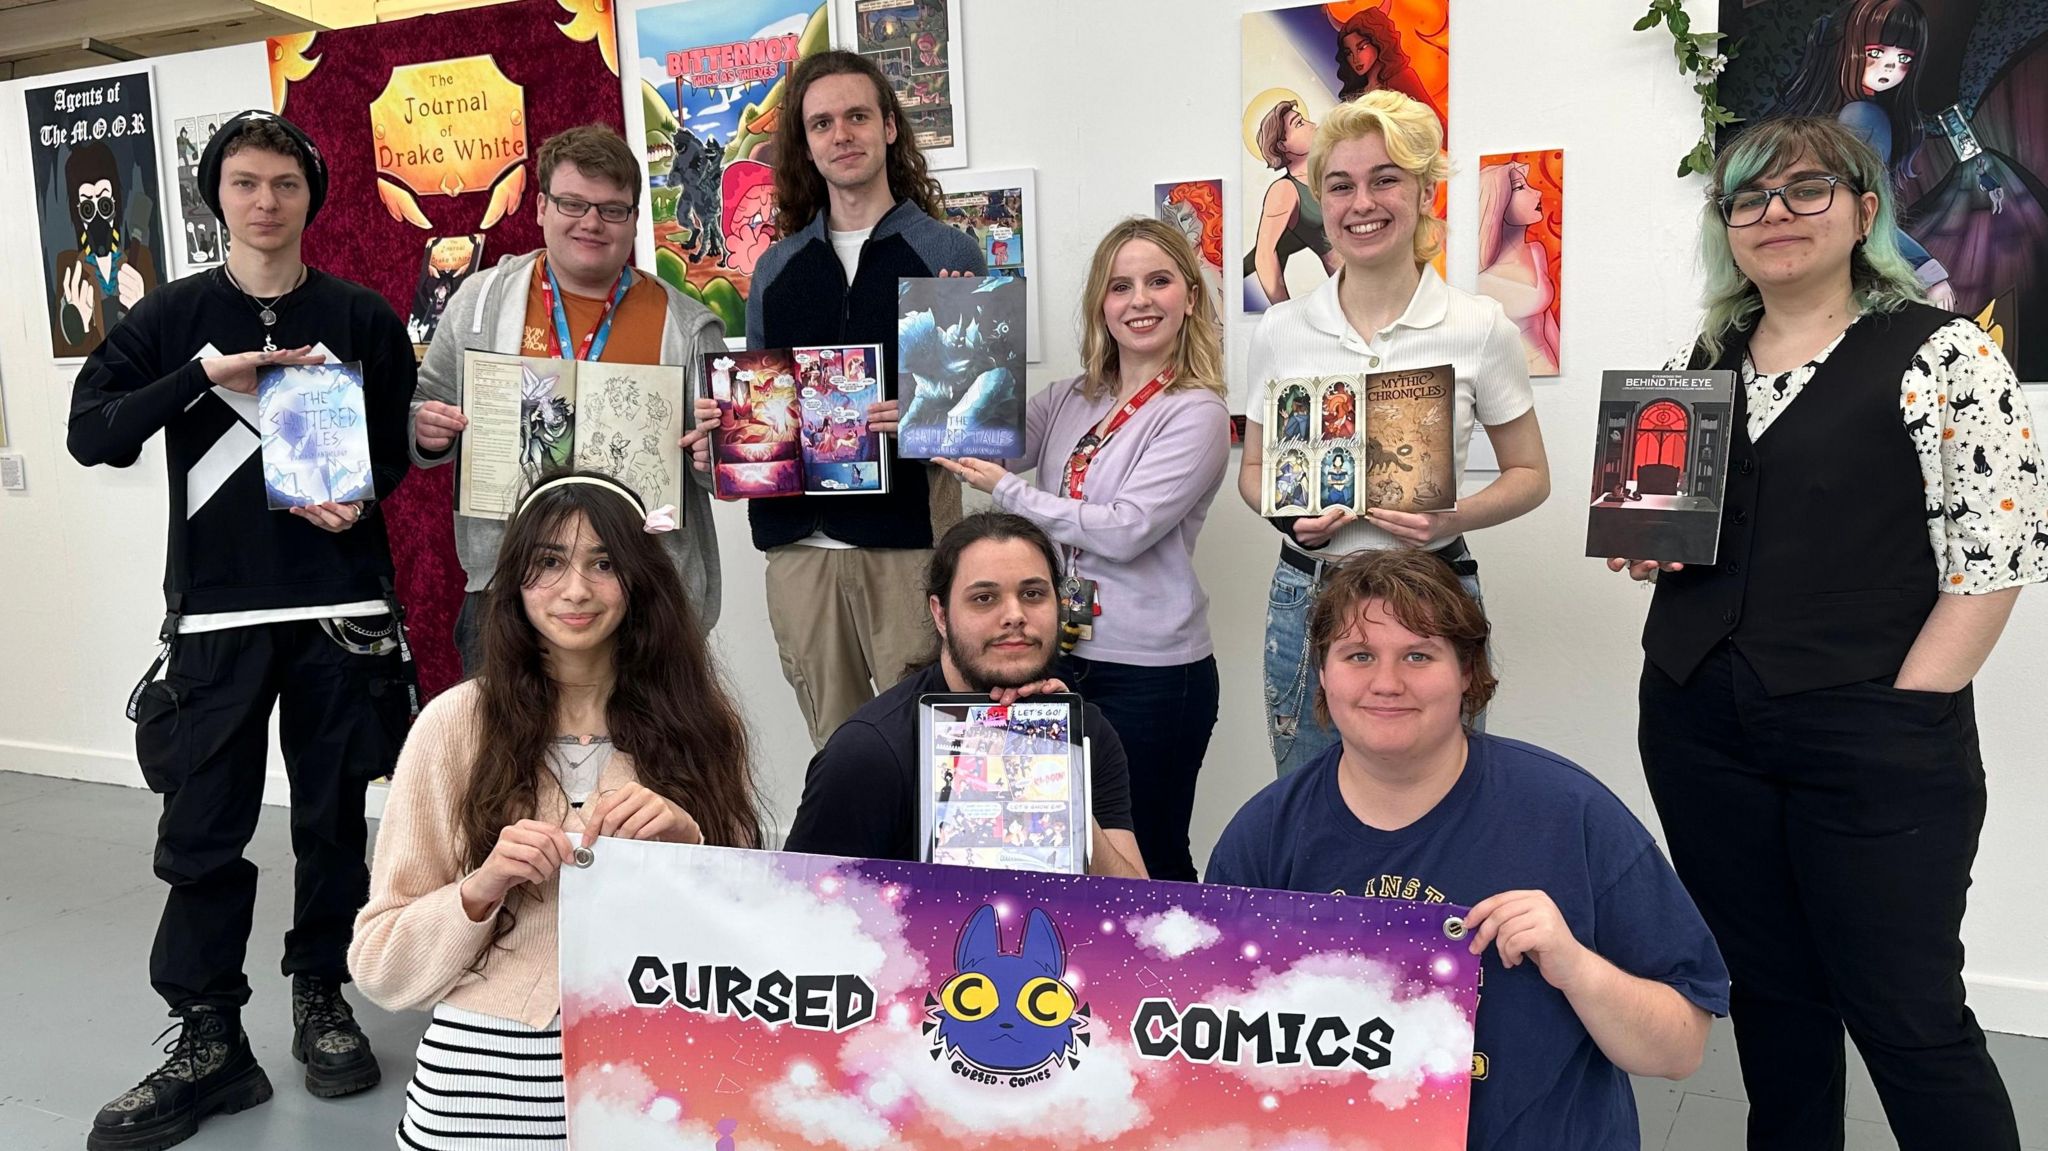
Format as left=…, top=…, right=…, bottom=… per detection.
left=560, top=840, right=1479, bottom=1149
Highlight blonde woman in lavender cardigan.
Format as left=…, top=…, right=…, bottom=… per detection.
left=936, top=217, right=1231, bottom=881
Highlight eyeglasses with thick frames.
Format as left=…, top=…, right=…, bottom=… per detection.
left=1717, top=175, right=1849, bottom=227
left=543, top=192, right=636, bottom=224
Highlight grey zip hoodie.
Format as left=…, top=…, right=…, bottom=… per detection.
left=409, top=250, right=724, bottom=626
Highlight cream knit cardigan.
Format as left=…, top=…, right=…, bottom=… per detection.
left=348, top=680, right=639, bottom=1030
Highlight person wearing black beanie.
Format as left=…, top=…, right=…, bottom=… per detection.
left=70, top=107, right=415, bottom=1150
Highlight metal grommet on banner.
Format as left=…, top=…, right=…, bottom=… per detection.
left=572, top=846, right=595, bottom=869
left=1442, top=916, right=1466, bottom=941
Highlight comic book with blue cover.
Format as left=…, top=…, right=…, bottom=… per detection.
left=257, top=361, right=373, bottom=510
left=896, top=274, right=1026, bottom=459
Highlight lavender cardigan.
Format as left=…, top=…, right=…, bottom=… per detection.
left=991, top=376, right=1232, bottom=666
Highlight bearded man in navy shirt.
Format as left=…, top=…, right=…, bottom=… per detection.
left=1207, top=549, right=1728, bottom=1150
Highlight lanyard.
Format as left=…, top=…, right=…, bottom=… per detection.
left=539, top=257, right=631, bottom=362
left=1061, top=369, right=1172, bottom=501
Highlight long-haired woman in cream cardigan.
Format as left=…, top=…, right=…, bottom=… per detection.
left=349, top=471, right=761, bottom=1150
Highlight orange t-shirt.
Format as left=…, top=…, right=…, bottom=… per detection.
left=520, top=259, right=667, bottom=363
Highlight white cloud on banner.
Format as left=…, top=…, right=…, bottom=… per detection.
left=1194, top=953, right=1473, bottom=1109
left=1124, top=907, right=1223, bottom=959
left=559, top=844, right=929, bottom=1012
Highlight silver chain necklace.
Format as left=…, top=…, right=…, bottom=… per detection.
left=222, top=265, right=306, bottom=351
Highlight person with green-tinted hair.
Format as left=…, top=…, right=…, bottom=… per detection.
left=1614, top=114, right=2044, bottom=1150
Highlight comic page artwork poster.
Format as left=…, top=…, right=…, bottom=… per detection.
left=1241, top=2, right=1449, bottom=316
left=1475, top=150, right=1562, bottom=378
left=561, top=839, right=1479, bottom=1150
left=1716, top=0, right=2048, bottom=381
left=172, top=113, right=237, bottom=274
left=25, top=71, right=167, bottom=359
left=835, top=0, right=967, bottom=170
left=936, top=167, right=1040, bottom=361
left=633, top=0, right=832, bottom=340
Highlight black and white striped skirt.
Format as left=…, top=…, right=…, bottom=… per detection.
left=397, top=1003, right=565, bottom=1150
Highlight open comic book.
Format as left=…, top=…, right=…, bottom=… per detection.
left=918, top=694, right=1089, bottom=876
left=1259, top=365, right=1456, bottom=516
left=257, top=361, right=372, bottom=510
left=1583, top=368, right=1737, bottom=565
left=457, top=351, right=685, bottom=520
left=705, top=345, right=890, bottom=497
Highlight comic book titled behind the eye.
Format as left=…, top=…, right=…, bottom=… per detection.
left=457, top=351, right=686, bottom=521
left=1259, top=365, right=1456, bottom=517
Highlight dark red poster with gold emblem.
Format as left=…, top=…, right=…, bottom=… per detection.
left=270, top=0, right=622, bottom=700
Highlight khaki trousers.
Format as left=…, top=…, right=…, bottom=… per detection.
left=764, top=545, right=936, bottom=749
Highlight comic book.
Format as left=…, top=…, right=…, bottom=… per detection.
left=405, top=234, right=485, bottom=348
left=704, top=345, right=890, bottom=498
left=456, top=351, right=686, bottom=520
left=1259, top=365, right=1456, bottom=516
left=896, top=274, right=1027, bottom=459
left=1583, top=368, right=1737, bottom=565
left=918, top=694, right=1090, bottom=876
left=257, top=361, right=373, bottom=510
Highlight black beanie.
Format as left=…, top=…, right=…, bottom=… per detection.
left=196, top=110, right=330, bottom=227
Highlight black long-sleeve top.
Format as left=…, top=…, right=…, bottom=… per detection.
left=69, top=267, right=417, bottom=617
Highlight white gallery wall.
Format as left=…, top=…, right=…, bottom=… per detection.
left=1, top=2, right=2043, bottom=1036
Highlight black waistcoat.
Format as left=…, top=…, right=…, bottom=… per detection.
left=1644, top=303, right=1955, bottom=695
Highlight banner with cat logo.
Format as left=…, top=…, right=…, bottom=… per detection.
left=559, top=839, right=1479, bottom=1149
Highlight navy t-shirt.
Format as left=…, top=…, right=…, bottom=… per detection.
left=1205, top=735, right=1728, bottom=1151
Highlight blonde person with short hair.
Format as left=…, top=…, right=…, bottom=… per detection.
left=1235, top=91, right=1550, bottom=777
left=937, top=218, right=1231, bottom=881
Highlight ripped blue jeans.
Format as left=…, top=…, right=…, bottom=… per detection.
left=1263, top=554, right=1485, bottom=776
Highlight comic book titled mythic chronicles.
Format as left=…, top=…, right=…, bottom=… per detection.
left=918, top=695, right=1090, bottom=876
left=457, top=350, right=686, bottom=521
left=705, top=345, right=890, bottom=498
left=1261, top=365, right=1457, bottom=517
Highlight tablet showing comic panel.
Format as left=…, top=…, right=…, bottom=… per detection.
left=832, top=0, right=966, bottom=170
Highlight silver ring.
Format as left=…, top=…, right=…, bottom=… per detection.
left=571, top=846, right=595, bottom=868
left=1442, top=916, right=1466, bottom=940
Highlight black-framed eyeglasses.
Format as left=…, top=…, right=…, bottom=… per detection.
left=544, top=192, right=636, bottom=224
left=76, top=193, right=117, bottom=222
left=1717, top=175, right=1848, bottom=227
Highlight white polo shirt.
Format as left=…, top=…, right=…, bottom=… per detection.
left=1243, top=265, right=1535, bottom=554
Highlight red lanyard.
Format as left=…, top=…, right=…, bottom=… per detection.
left=536, top=256, right=631, bottom=361
left=1062, top=370, right=1172, bottom=500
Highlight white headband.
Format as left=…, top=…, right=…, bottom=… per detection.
left=517, top=475, right=677, bottom=535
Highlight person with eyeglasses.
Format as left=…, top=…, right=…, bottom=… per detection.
left=1614, top=115, right=2043, bottom=1150
left=351, top=470, right=764, bottom=1150
left=411, top=125, right=727, bottom=672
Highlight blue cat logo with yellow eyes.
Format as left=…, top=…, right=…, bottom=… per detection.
left=924, top=905, right=1090, bottom=1082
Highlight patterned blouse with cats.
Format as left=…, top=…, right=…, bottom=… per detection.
left=1667, top=317, right=2048, bottom=594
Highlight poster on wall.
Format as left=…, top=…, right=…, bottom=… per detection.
left=1475, top=150, right=1562, bottom=378
left=936, top=167, right=1039, bottom=361
left=25, top=70, right=167, bottom=359
left=1240, top=1, right=1449, bottom=316
left=1715, top=0, right=2048, bottom=382
left=634, top=0, right=833, bottom=340
left=172, top=113, right=237, bottom=274
left=834, top=0, right=966, bottom=170
left=560, top=838, right=1481, bottom=1150
left=269, top=0, right=628, bottom=706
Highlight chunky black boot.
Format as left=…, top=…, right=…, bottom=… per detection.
left=88, top=1005, right=273, bottom=1151
left=291, top=973, right=381, bottom=1097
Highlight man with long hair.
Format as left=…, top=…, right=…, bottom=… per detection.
left=727, top=50, right=985, bottom=749
left=410, top=125, right=727, bottom=672
left=68, top=110, right=415, bottom=1149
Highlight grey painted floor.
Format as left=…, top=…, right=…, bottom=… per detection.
left=1, top=769, right=2043, bottom=1150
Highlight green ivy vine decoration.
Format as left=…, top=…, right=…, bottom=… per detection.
left=1635, top=0, right=1739, bottom=177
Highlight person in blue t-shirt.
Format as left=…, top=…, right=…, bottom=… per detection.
left=1207, top=548, right=1728, bottom=1151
